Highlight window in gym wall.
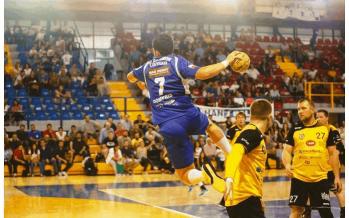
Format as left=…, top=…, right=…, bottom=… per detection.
left=322, top=28, right=332, bottom=39
left=278, top=27, right=294, bottom=39
left=94, top=36, right=114, bottom=49
left=236, top=25, right=253, bottom=37
left=75, top=21, right=93, bottom=35
left=256, top=26, right=273, bottom=37
left=297, top=28, right=313, bottom=45
left=80, top=36, right=94, bottom=49
left=94, top=22, right=113, bottom=36
left=334, top=29, right=342, bottom=40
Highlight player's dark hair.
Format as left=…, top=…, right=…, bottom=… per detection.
left=298, top=98, right=315, bottom=108
left=317, top=109, right=329, bottom=117
left=236, top=112, right=246, bottom=119
left=250, top=99, right=272, bottom=120
left=152, top=33, right=174, bottom=56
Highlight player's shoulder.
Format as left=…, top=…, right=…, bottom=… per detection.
left=239, top=124, right=263, bottom=139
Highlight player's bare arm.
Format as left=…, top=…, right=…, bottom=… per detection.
left=282, top=144, right=294, bottom=178
left=328, top=145, right=342, bottom=192
left=127, top=72, right=146, bottom=90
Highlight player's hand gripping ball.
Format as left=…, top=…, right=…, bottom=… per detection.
left=227, top=51, right=250, bottom=73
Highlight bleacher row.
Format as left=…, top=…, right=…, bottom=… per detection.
left=5, top=78, right=120, bottom=120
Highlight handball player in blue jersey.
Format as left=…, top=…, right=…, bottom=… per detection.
left=127, top=33, right=239, bottom=192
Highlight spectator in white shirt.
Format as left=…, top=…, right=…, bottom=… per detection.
left=246, top=65, right=260, bottom=80
left=203, top=138, right=217, bottom=160
left=269, top=84, right=281, bottom=99
left=56, top=127, right=67, bottom=141
left=62, top=51, right=72, bottom=67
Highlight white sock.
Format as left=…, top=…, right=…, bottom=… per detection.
left=198, top=182, right=204, bottom=187
left=216, top=137, right=231, bottom=154
left=187, top=169, right=204, bottom=185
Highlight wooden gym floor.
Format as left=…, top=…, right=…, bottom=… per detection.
left=5, top=170, right=344, bottom=218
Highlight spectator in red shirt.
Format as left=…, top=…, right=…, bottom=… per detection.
left=115, top=123, right=127, bottom=138
left=42, top=123, right=56, bottom=139
left=13, top=145, right=30, bottom=177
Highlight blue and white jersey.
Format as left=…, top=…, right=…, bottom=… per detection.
left=132, top=54, right=200, bottom=125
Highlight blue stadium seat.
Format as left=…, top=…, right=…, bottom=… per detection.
left=62, top=113, right=71, bottom=120
left=18, top=98, right=29, bottom=106
left=94, top=105, right=103, bottom=112
left=48, top=113, right=59, bottom=120
left=69, top=104, right=79, bottom=112
left=109, top=112, right=119, bottom=120
left=105, top=104, right=115, bottom=111
left=81, top=104, right=91, bottom=112
left=77, top=97, right=88, bottom=105
left=96, top=113, right=107, bottom=120
left=85, top=112, right=95, bottom=119
left=73, top=112, right=83, bottom=120
left=31, top=98, right=42, bottom=106
left=41, top=89, right=50, bottom=97
left=7, top=98, right=15, bottom=106
left=34, top=106, right=43, bottom=112
left=45, top=104, right=56, bottom=111
left=17, top=89, right=27, bottom=97
left=43, top=98, right=53, bottom=105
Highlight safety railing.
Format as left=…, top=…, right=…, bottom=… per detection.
left=304, top=82, right=345, bottom=110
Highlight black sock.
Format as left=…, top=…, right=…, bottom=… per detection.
left=340, top=207, right=344, bottom=218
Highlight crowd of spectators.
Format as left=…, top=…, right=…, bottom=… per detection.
left=111, top=27, right=344, bottom=109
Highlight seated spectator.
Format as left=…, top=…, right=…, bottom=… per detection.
left=86, top=133, right=98, bottom=145
left=159, top=147, right=174, bottom=174
left=23, top=63, right=32, bottom=77
left=54, top=85, right=72, bottom=103
left=269, top=84, right=281, bottom=100
left=144, top=126, right=162, bottom=142
left=55, top=127, right=66, bottom=141
left=95, top=69, right=109, bottom=96
left=131, top=133, right=143, bottom=149
left=130, top=123, right=144, bottom=139
left=13, top=145, right=30, bottom=177
left=13, top=70, right=25, bottom=89
left=42, top=123, right=57, bottom=139
left=55, top=140, right=73, bottom=176
left=133, top=114, right=146, bottom=130
left=120, top=140, right=138, bottom=174
left=99, top=122, right=113, bottom=144
left=118, top=131, right=132, bottom=148
left=136, top=140, right=150, bottom=173
left=107, top=117, right=117, bottom=131
left=28, top=124, right=42, bottom=146
left=28, top=143, right=40, bottom=176
left=69, top=125, right=78, bottom=140
left=147, top=138, right=162, bottom=170
left=115, top=123, right=127, bottom=138
left=120, top=114, right=133, bottom=132
left=70, top=132, right=90, bottom=160
left=39, top=139, right=58, bottom=176
left=62, top=51, right=72, bottom=69
left=79, top=115, right=100, bottom=139
left=4, top=142, right=14, bottom=176
left=10, top=100, right=24, bottom=124
left=25, top=72, right=41, bottom=96
left=9, top=133, right=23, bottom=151
left=16, top=124, right=28, bottom=147
left=112, top=146, right=124, bottom=174
left=58, top=68, right=72, bottom=88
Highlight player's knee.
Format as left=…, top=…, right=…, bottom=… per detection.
left=206, top=123, right=223, bottom=142
left=175, top=169, right=191, bottom=185
left=290, top=206, right=304, bottom=217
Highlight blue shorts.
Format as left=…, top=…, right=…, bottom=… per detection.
left=159, top=108, right=209, bottom=169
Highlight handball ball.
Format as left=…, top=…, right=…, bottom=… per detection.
left=230, top=51, right=250, bottom=73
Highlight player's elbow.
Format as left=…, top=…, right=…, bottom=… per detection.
left=127, top=72, right=137, bottom=83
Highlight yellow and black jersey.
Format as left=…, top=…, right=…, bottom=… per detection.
left=285, top=121, right=337, bottom=183
left=324, top=124, right=343, bottom=172
left=225, top=124, right=267, bottom=206
left=226, top=125, right=243, bottom=141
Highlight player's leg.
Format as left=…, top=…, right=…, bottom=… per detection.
left=289, top=178, right=309, bottom=218
left=310, top=179, right=333, bottom=218
left=206, top=120, right=231, bottom=154
left=328, top=170, right=345, bottom=217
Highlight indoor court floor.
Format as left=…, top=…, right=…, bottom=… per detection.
left=5, top=170, right=344, bottom=218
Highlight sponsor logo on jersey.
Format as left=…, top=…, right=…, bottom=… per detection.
left=306, top=140, right=316, bottom=146
left=149, top=66, right=170, bottom=78
left=299, top=133, right=305, bottom=140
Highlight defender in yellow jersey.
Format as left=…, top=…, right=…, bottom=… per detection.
left=282, top=99, right=342, bottom=218
left=224, top=99, right=273, bottom=218
left=226, top=112, right=246, bottom=141
left=316, top=109, right=345, bottom=218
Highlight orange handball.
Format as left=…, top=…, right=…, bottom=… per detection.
left=229, top=51, right=250, bottom=73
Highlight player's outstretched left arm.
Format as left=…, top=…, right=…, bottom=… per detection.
left=127, top=72, right=146, bottom=90
left=328, top=145, right=342, bottom=192
left=195, top=51, right=239, bottom=80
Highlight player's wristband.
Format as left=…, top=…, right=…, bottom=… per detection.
left=221, top=60, right=229, bottom=68
left=226, top=177, right=233, bottom=183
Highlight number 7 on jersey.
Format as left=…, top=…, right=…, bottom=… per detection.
left=155, top=77, right=165, bottom=96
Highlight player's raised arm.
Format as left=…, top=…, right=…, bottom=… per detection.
left=195, top=51, right=246, bottom=80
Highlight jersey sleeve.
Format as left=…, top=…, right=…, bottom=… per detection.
left=226, top=128, right=236, bottom=140
left=326, top=128, right=338, bottom=147
left=285, top=127, right=295, bottom=146
left=176, top=56, right=200, bottom=79
left=234, top=129, right=263, bottom=153
left=131, top=64, right=145, bottom=82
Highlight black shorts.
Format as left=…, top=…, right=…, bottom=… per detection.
left=226, top=196, right=265, bottom=218
left=289, top=178, right=331, bottom=208
left=327, top=171, right=338, bottom=193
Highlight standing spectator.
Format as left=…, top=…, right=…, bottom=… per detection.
left=39, top=139, right=58, bottom=176
left=42, top=123, right=57, bottom=139
left=13, top=145, right=30, bottom=177
left=62, top=51, right=72, bottom=69
left=203, top=138, right=217, bottom=161
left=28, top=143, right=40, bottom=176
left=56, top=127, right=67, bottom=141
left=95, top=69, right=110, bottom=96
left=4, top=142, right=14, bottom=176
left=28, top=124, right=42, bottom=146
left=133, top=114, right=146, bottom=130
left=193, top=141, right=203, bottom=170
left=55, top=140, right=73, bottom=176
left=107, top=117, right=117, bottom=130
left=103, top=62, right=114, bottom=81
left=102, top=131, right=119, bottom=175
left=79, top=115, right=100, bottom=139
left=131, top=133, right=143, bottom=149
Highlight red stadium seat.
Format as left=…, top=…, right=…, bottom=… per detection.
left=263, top=36, right=270, bottom=42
